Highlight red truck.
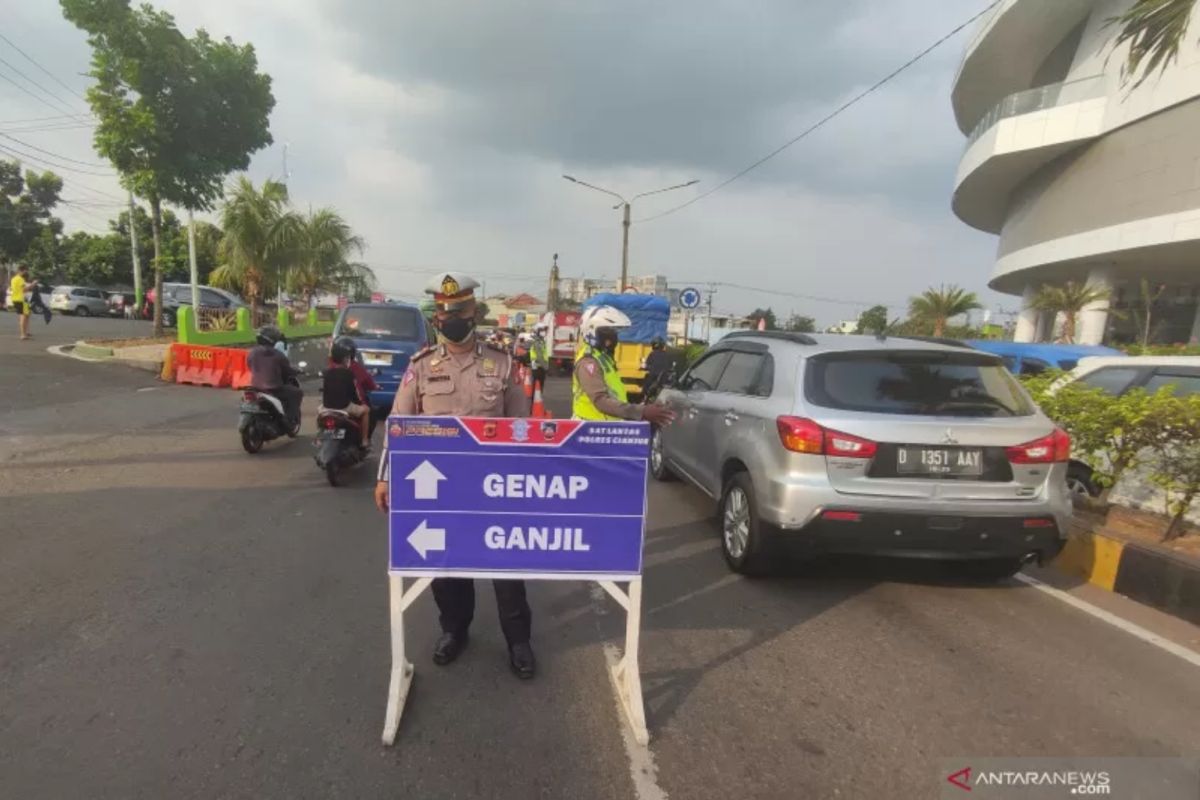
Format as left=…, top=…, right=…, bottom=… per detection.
left=541, top=311, right=581, bottom=373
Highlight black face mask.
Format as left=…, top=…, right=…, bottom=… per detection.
left=597, top=330, right=619, bottom=357
left=437, top=315, right=476, bottom=344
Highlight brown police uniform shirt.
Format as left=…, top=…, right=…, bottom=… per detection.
left=378, top=339, right=529, bottom=481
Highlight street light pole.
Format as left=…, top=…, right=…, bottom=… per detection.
left=563, top=175, right=698, bottom=293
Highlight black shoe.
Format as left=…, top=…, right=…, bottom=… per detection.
left=433, top=632, right=468, bottom=666
left=508, top=642, right=536, bottom=680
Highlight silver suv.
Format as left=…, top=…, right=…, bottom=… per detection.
left=653, top=333, right=1071, bottom=577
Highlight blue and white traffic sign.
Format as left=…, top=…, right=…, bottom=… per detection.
left=386, top=417, right=650, bottom=580
left=679, top=287, right=702, bottom=309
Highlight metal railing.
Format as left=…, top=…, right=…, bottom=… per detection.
left=965, top=74, right=1105, bottom=148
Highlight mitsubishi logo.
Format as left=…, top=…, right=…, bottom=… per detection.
left=942, top=428, right=959, bottom=445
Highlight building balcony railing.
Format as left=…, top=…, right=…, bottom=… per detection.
left=965, top=75, right=1105, bottom=148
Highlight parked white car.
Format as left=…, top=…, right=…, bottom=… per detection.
left=1055, top=356, right=1200, bottom=496
left=50, top=286, right=110, bottom=316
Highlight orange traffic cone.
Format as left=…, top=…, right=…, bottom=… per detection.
left=532, top=384, right=550, bottom=419
left=523, top=365, right=534, bottom=399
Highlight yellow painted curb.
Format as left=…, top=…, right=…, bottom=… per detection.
left=1052, top=530, right=1124, bottom=591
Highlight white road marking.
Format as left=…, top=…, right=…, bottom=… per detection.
left=1016, top=574, right=1200, bottom=669
left=603, top=643, right=668, bottom=800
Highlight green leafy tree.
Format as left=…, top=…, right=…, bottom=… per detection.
left=1148, top=394, right=1200, bottom=540
left=1109, top=0, right=1197, bottom=87
left=210, top=177, right=291, bottom=310
left=62, top=0, right=275, bottom=334
left=784, top=313, right=816, bottom=333
left=908, top=285, right=982, bottom=337
left=0, top=160, right=64, bottom=271
left=855, top=304, right=889, bottom=336
left=1029, top=281, right=1112, bottom=344
left=61, top=230, right=123, bottom=285
left=747, top=307, right=778, bottom=330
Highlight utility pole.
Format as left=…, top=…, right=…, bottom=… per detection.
left=128, top=191, right=143, bottom=311
left=620, top=205, right=631, bottom=293
left=187, top=209, right=200, bottom=311
left=548, top=252, right=560, bottom=312
left=704, top=284, right=715, bottom=343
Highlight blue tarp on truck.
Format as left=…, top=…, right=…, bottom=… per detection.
left=583, top=293, right=670, bottom=343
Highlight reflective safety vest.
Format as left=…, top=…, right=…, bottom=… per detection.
left=572, top=347, right=628, bottom=420
left=530, top=338, right=549, bottom=369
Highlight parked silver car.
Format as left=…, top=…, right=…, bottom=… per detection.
left=50, top=285, right=110, bottom=316
left=653, top=333, right=1072, bottom=577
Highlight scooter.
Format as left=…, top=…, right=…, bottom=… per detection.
left=314, top=409, right=368, bottom=486
left=239, top=371, right=304, bottom=454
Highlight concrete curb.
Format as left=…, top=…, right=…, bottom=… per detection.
left=72, top=341, right=114, bottom=359
left=1052, top=528, right=1200, bottom=625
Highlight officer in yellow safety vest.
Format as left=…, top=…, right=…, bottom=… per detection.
left=572, top=305, right=676, bottom=425
left=530, top=324, right=549, bottom=392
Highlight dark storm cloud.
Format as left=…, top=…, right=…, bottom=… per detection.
left=324, top=0, right=970, bottom=198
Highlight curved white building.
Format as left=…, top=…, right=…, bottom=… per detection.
left=952, top=0, right=1200, bottom=344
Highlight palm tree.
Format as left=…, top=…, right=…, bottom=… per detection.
left=210, top=177, right=292, bottom=312
left=908, top=285, right=983, bottom=337
left=1110, top=0, right=1196, bottom=87
left=1028, top=281, right=1113, bottom=343
left=283, top=208, right=373, bottom=307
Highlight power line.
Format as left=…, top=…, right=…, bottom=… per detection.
left=0, top=31, right=92, bottom=106
left=0, top=140, right=115, bottom=178
left=0, top=55, right=90, bottom=122
left=0, top=132, right=110, bottom=169
left=0, top=113, right=87, bottom=126
left=635, top=0, right=1002, bottom=224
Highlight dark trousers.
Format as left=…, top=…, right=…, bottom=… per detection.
left=532, top=366, right=547, bottom=392
left=270, top=384, right=303, bottom=424
left=432, top=578, right=531, bottom=645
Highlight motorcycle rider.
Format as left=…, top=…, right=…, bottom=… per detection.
left=321, top=337, right=371, bottom=450
left=642, top=337, right=672, bottom=401
left=247, top=325, right=302, bottom=425
left=328, top=335, right=385, bottom=438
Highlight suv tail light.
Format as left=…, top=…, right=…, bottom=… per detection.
left=1006, top=428, right=1070, bottom=464
left=776, top=417, right=877, bottom=458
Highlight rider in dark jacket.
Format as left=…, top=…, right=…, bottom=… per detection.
left=247, top=325, right=302, bottom=423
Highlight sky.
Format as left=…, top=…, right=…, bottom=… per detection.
left=0, top=0, right=1011, bottom=326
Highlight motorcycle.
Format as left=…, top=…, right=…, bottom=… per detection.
left=238, top=369, right=304, bottom=454
left=314, top=409, right=367, bottom=486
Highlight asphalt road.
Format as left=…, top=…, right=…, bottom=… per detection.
left=2, top=321, right=1199, bottom=799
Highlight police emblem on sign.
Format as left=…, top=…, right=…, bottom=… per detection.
left=540, top=421, right=558, bottom=441
left=511, top=418, right=530, bottom=442
left=483, top=421, right=498, bottom=439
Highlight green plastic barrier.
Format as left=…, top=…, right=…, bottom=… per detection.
left=177, top=305, right=333, bottom=346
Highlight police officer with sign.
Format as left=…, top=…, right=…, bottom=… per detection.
left=573, top=306, right=676, bottom=425
left=374, top=272, right=537, bottom=679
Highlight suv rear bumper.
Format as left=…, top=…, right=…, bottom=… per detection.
left=782, top=510, right=1065, bottom=562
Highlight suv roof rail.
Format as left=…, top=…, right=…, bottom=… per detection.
left=724, top=330, right=818, bottom=346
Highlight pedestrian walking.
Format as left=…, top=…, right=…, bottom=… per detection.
left=9, top=265, right=31, bottom=340
left=572, top=305, right=675, bottom=425
left=373, top=272, right=537, bottom=678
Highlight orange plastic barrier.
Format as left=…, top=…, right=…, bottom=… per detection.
left=172, top=344, right=238, bottom=388
left=226, top=349, right=252, bottom=389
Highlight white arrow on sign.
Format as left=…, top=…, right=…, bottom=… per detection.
left=407, top=520, right=446, bottom=560
left=406, top=460, right=447, bottom=500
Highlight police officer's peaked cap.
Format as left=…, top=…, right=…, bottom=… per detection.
left=425, top=272, right=480, bottom=311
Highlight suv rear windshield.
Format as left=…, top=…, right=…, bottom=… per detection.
left=338, top=306, right=422, bottom=341
left=805, top=350, right=1034, bottom=417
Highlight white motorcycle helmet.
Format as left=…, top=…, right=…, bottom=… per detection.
left=580, top=305, right=632, bottom=348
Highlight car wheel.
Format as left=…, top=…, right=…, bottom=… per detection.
left=241, top=425, right=264, bottom=454
left=720, top=472, right=772, bottom=575
left=650, top=427, right=675, bottom=482
left=960, top=557, right=1024, bottom=582
left=1066, top=463, right=1100, bottom=498
left=76, top=306, right=90, bottom=317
